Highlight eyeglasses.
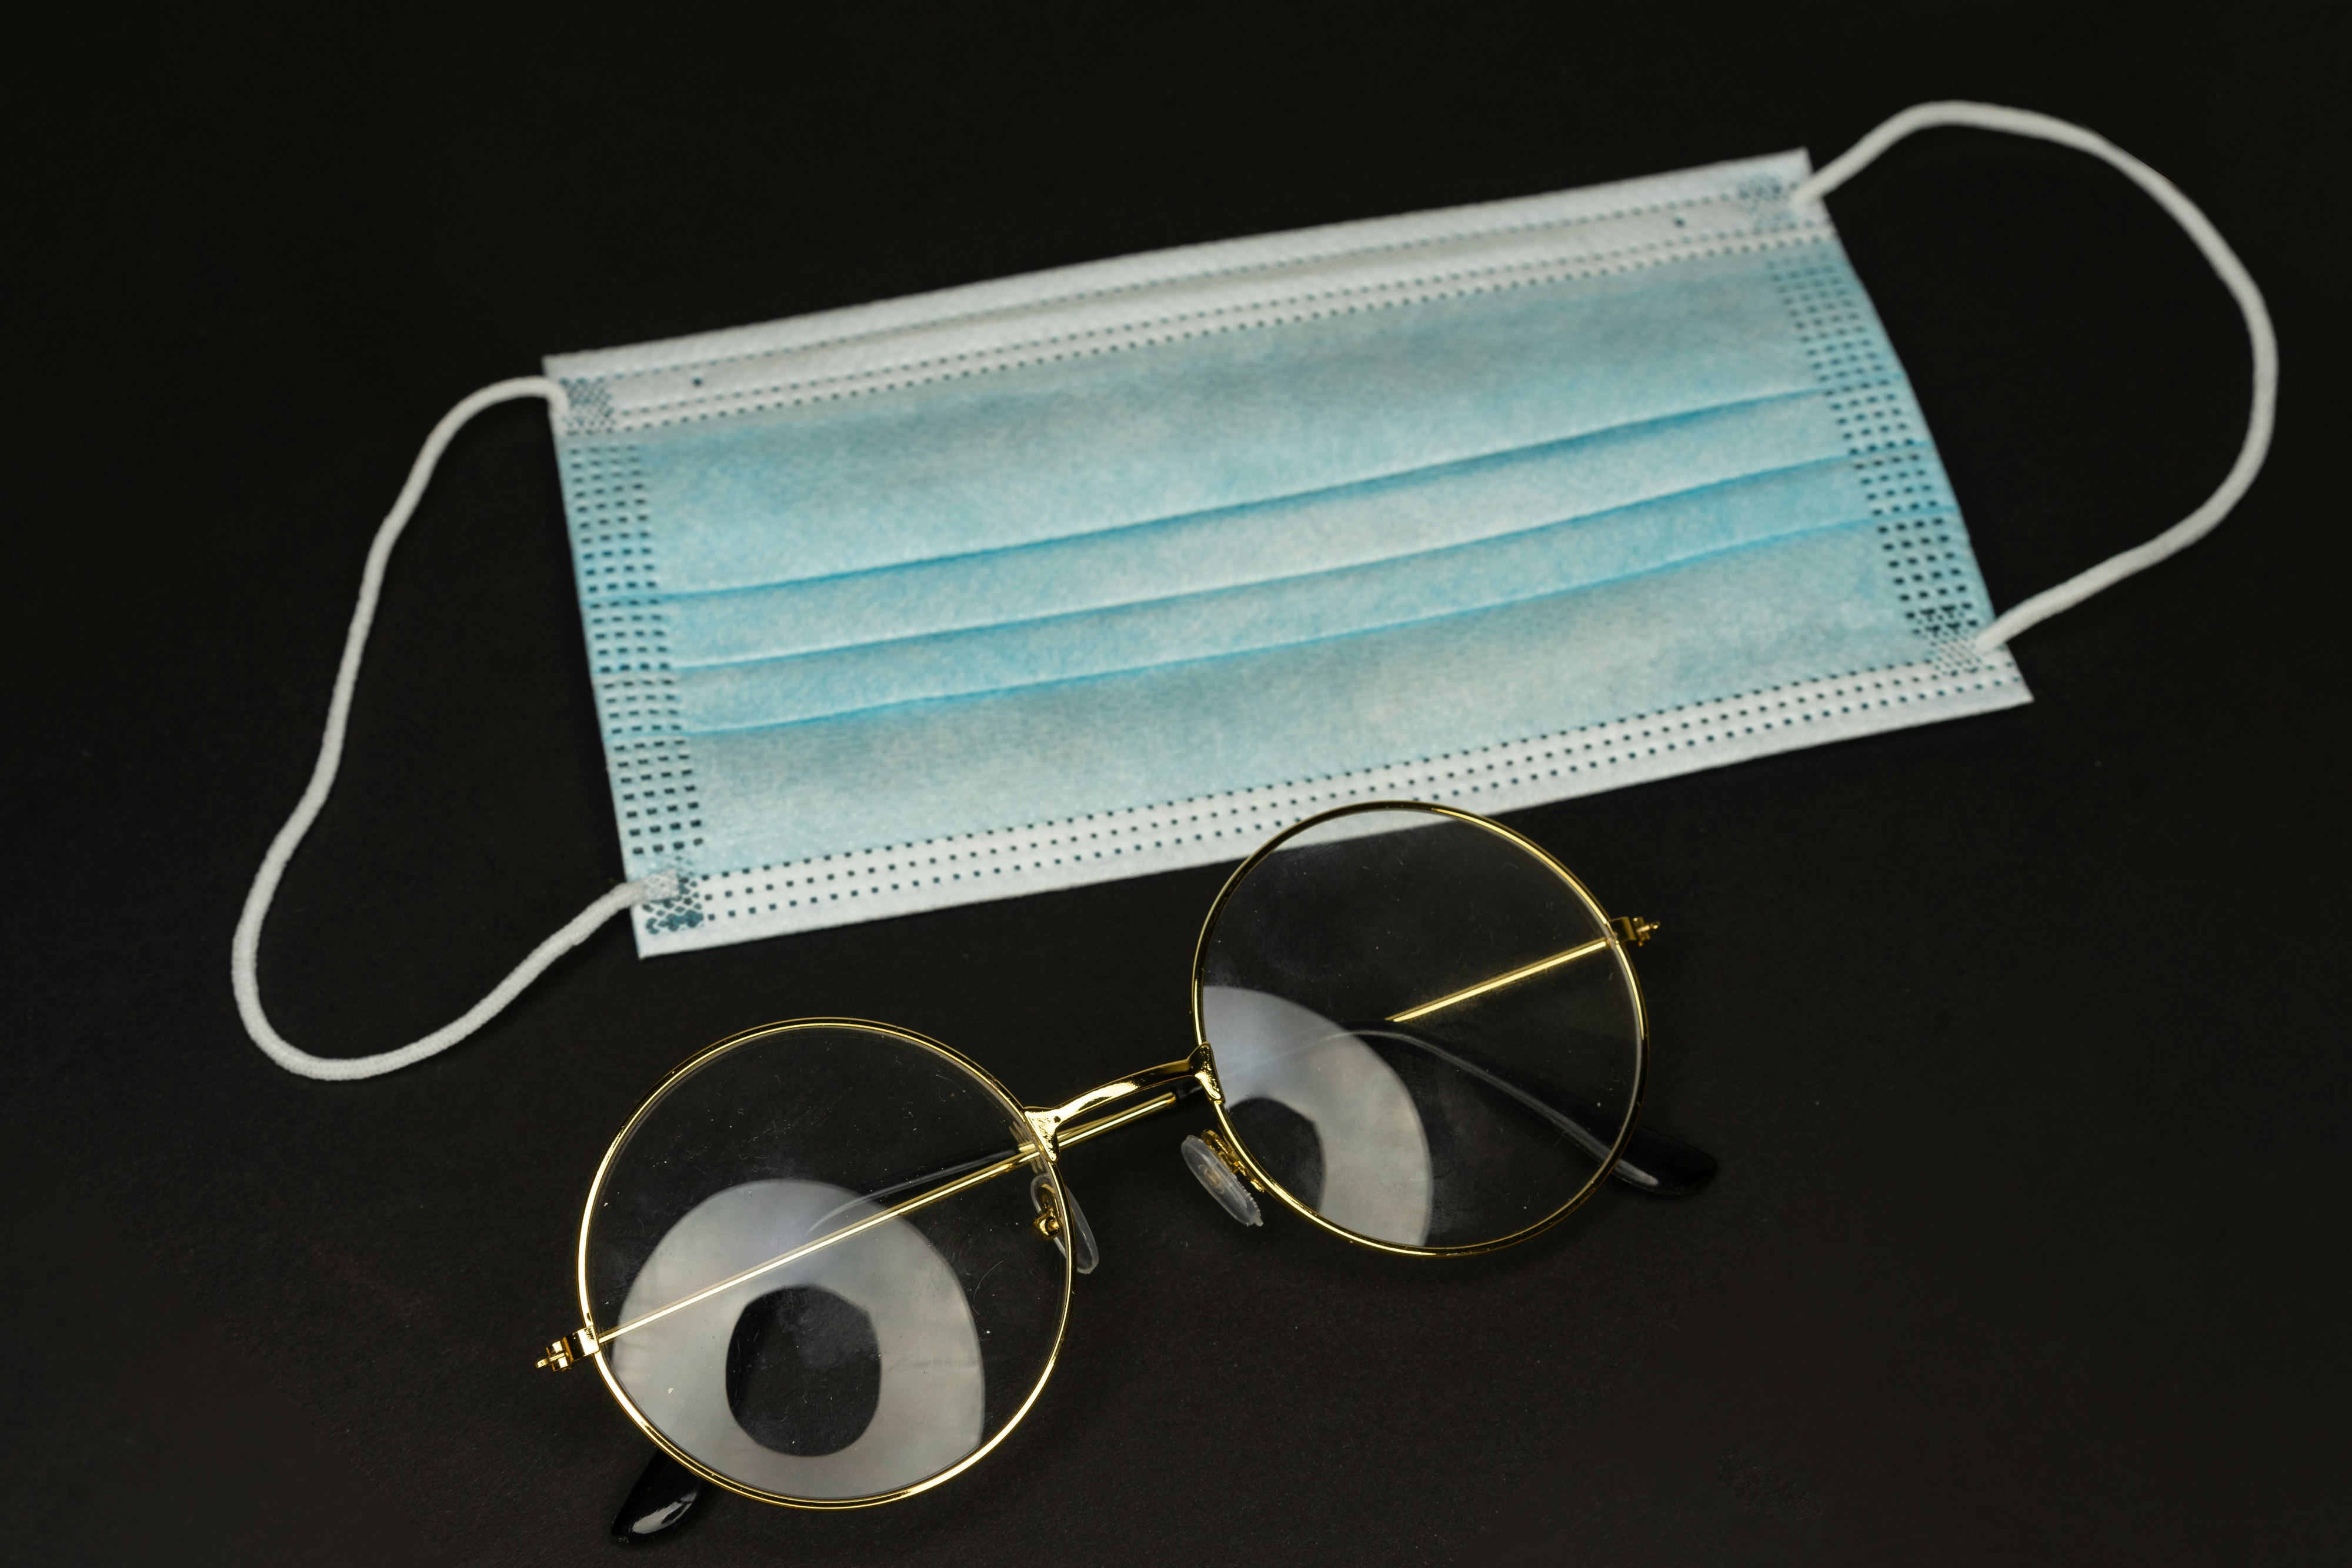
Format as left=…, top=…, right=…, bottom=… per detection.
left=535, top=801, right=1715, bottom=1540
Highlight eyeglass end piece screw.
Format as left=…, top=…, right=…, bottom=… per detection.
left=536, top=1329, right=598, bottom=1371
left=1612, top=916, right=1659, bottom=947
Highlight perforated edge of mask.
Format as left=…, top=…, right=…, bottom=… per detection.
left=629, top=648, right=2027, bottom=953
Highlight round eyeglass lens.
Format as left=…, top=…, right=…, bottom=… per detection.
left=581, top=1023, right=1069, bottom=1503
left=1196, top=806, right=1644, bottom=1250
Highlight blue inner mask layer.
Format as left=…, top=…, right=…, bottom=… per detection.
left=546, top=150, right=2027, bottom=955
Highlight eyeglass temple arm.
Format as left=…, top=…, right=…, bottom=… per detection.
left=1369, top=915, right=1712, bottom=1195
left=1357, top=1019, right=1714, bottom=1196
left=1384, top=917, right=1657, bottom=1023
left=537, top=1062, right=1211, bottom=1367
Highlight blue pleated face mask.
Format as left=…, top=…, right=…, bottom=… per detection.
left=235, top=104, right=2274, bottom=1077
left=555, top=154, right=2016, bottom=952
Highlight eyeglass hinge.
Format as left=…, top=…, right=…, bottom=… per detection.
left=535, top=1329, right=600, bottom=1371
left=1020, top=1117, right=1060, bottom=1161
left=1189, top=1047, right=1224, bottom=1105
left=1612, top=916, right=1659, bottom=947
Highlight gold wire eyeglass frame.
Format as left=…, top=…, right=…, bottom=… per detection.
left=540, top=800, right=1653, bottom=1510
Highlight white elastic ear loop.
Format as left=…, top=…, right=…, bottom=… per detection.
left=1790, top=102, right=2278, bottom=653
left=231, top=378, right=678, bottom=1082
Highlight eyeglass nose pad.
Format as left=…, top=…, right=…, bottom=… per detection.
left=1180, top=1132, right=1264, bottom=1227
left=1029, top=1172, right=1100, bottom=1275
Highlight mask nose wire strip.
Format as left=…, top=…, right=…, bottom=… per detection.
left=229, top=377, right=679, bottom=1082
left=1789, top=101, right=2277, bottom=653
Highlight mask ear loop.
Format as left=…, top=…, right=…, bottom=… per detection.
left=1789, top=102, right=2278, bottom=652
left=230, top=378, right=678, bottom=1081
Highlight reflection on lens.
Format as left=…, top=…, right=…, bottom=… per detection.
left=582, top=1023, right=1069, bottom=1503
left=1206, top=986, right=1433, bottom=1242
left=1196, top=806, right=1643, bottom=1250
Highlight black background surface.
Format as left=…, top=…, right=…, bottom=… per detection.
left=6, top=5, right=2346, bottom=1563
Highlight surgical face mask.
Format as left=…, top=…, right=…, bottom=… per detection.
left=232, top=102, right=2276, bottom=1080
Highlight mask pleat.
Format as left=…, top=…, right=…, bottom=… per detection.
left=676, top=516, right=1947, bottom=875
left=672, top=455, right=1895, bottom=734
left=592, top=252, right=1823, bottom=595
left=660, top=389, right=1840, bottom=669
